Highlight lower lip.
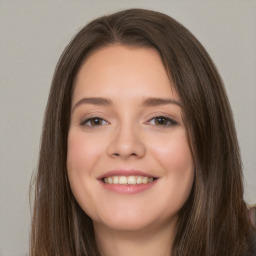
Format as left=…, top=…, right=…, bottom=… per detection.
left=99, top=179, right=158, bottom=194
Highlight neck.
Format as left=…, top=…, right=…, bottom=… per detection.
left=93, top=218, right=177, bottom=256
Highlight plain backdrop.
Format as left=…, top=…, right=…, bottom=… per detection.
left=0, top=1, right=255, bottom=255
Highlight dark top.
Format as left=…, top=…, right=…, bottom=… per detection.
left=247, top=229, right=256, bottom=256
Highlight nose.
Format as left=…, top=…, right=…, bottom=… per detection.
left=107, top=123, right=146, bottom=159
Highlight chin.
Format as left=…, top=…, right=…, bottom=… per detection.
left=91, top=207, right=174, bottom=233
left=94, top=219, right=155, bottom=233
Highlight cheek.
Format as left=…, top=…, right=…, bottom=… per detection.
left=67, top=131, right=105, bottom=172
left=150, top=130, right=193, bottom=172
left=66, top=131, right=106, bottom=216
left=149, top=130, right=194, bottom=209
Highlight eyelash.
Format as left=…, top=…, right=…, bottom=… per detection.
left=80, top=117, right=109, bottom=126
left=147, top=116, right=178, bottom=127
left=80, top=116, right=177, bottom=127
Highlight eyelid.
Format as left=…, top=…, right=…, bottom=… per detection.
left=78, top=112, right=178, bottom=127
left=145, top=114, right=178, bottom=127
left=80, top=116, right=109, bottom=126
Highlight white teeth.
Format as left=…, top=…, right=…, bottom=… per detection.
left=142, top=177, right=149, bottom=184
left=103, top=175, right=155, bottom=185
left=136, top=176, right=142, bottom=184
left=119, top=176, right=128, bottom=184
left=113, top=176, right=119, bottom=184
left=128, top=176, right=136, bottom=184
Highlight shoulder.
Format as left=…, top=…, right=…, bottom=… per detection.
left=246, top=229, right=256, bottom=256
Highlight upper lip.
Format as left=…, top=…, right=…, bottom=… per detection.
left=97, top=169, right=158, bottom=180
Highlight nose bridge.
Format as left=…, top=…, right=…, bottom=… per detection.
left=107, top=119, right=145, bottom=158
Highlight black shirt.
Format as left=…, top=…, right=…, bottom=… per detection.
left=247, top=229, right=256, bottom=256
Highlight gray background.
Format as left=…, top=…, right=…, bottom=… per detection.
left=0, top=1, right=255, bottom=255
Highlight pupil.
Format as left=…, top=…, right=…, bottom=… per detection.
left=156, top=117, right=166, bottom=125
left=93, top=118, right=101, bottom=125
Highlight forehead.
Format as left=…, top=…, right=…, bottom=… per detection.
left=72, top=44, right=178, bottom=102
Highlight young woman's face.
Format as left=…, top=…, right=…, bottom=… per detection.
left=67, top=45, right=194, bottom=232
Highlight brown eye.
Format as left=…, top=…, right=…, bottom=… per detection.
left=155, top=117, right=168, bottom=125
left=81, top=117, right=108, bottom=126
left=148, top=116, right=177, bottom=126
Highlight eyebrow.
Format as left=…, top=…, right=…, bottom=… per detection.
left=72, top=97, right=182, bottom=113
left=142, top=97, right=182, bottom=107
left=72, top=97, right=112, bottom=113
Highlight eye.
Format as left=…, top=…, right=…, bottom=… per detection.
left=80, top=117, right=108, bottom=126
left=148, top=116, right=177, bottom=126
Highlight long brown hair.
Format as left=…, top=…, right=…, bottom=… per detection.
left=30, top=8, right=252, bottom=256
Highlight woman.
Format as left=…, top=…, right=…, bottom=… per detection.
left=30, top=8, right=255, bottom=256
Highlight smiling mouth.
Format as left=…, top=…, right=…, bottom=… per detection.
left=102, top=175, right=158, bottom=185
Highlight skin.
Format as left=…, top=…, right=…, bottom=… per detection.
left=67, top=44, right=194, bottom=256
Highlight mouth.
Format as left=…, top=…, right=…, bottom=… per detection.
left=102, top=175, right=158, bottom=185
left=98, top=169, right=159, bottom=194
